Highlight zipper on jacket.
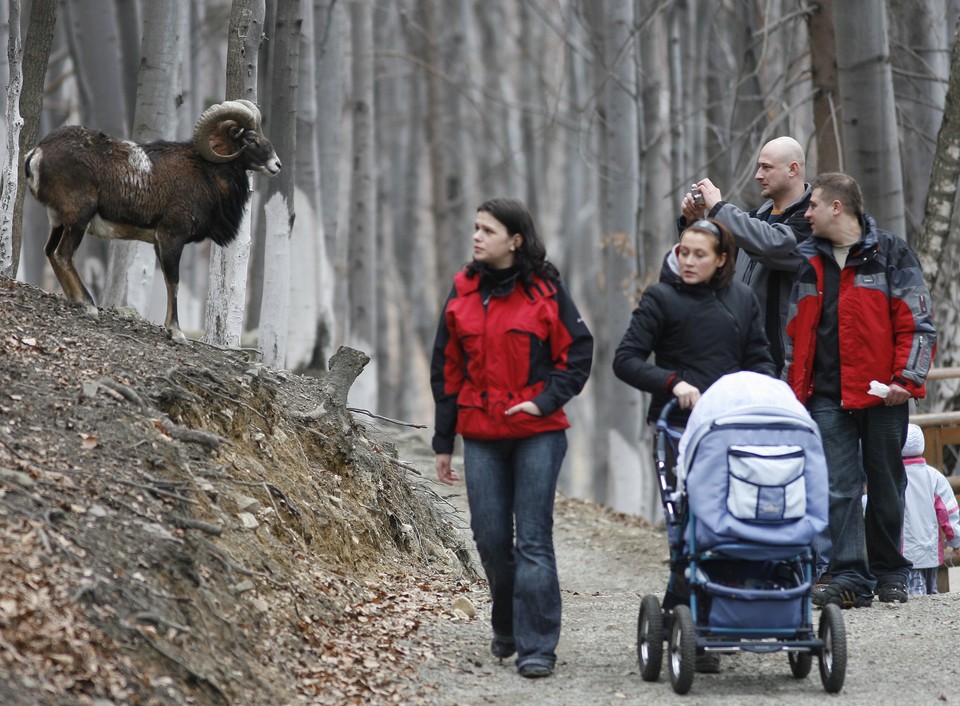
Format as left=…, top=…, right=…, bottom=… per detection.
left=906, top=334, right=930, bottom=378
left=711, top=290, right=742, bottom=338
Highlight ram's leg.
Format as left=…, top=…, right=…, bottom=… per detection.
left=156, top=238, right=187, bottom=343
left=46, top=222, right=99, bottom=319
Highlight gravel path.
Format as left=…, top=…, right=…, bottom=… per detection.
left=404, top=438, right=960, bottom=705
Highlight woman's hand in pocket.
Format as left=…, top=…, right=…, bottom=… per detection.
left=505, top=401, right=542, bottom=417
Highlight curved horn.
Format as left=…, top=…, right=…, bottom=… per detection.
left=193, top=101, right=260, bottom=163
left=235, top=99, right=262, bottom=128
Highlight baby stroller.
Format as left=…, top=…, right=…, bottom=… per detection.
left=637, top=371, right=846, bottom=695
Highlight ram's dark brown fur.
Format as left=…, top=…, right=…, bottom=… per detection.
left=24, top=100, right=281, bottom=343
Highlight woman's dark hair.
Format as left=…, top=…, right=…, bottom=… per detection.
left=682, top=218, right=736, bottom=288
left=468, top=197, right=560, bottom=283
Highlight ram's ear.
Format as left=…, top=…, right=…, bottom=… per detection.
left=227, top=123, right=245, bottom=142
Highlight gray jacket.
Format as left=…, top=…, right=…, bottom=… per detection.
left=709, top=184, right=812, bottom=376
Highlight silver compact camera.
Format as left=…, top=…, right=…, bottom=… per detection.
left=690, top=186, right=705, bottom=208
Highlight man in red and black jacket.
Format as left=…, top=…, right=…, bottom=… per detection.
left=785, top=172, right=936, bottom=608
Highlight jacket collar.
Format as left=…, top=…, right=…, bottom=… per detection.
left=755, top=182, right=812, bottom=220
left=806, top=212, right=880, bottom=264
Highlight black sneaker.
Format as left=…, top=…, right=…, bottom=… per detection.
left=877, top=582, right=908, bottom=603
left=491, top=634, right=516, bottom=659
left=695, top=652, right=721, bottom=673
left=518, top=662, right=553, bottom=679
left=811, top=582, right=873, bottom=609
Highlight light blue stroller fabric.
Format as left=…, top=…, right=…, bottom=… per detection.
left=676, top=371, right=829, bottom=549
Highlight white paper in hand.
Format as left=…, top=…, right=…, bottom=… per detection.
left=868, top=380, right=890, bottom=398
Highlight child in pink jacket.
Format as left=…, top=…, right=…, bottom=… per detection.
left=901, top=424, right=960, bottom=595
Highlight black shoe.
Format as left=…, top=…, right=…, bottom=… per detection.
left=695, top=652, right=721, bottom=673
left=491, top=635, right=516, bottom=659
left=518, top=662, right=553, bottom=679
left=811, top=582, right=873, bottom=609
left=877, top=582, right=908, bottom=603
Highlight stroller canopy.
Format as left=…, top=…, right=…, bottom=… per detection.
left=677, top=371, right=829, bottom=548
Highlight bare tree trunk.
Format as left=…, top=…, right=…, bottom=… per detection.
left=596, top=0, right=646, bottom=517
left=808, top=0, right=841, bottom=172
left=374, top=4, right=403, bottom=417
left=638, top=7, right=672, bottom=279
left=60, top=0, right=129, bottom=301
left=115, top=0, right=141, bottom=136
left=0, top=0, right=22, bottom=276
left=0, top=1, right=7, bottom=124
left=8, top=0, right=57, bottom=279
left=833, top=0, right=905, bottom=234
left=556, top=3, right=598, bottom=500
left=476, top=4, right=522, bottom=199
left=422, top=1, right=457, bottom=289
left=889, top=0, right=950, bottom=242
left=440, top=0, right=473, bottom=275
left=917, top=18, right=960, bottom=411
left=287, top=0, right=331, bottom=370
left=204, top=0, right=265, bottom=348
left=315, top=0, right=345, bottom=350
left=258, top=0, right=301, bottom=368
left=345, top=0, right=377, bottom=407
left=102, top=0, right=186, bottom=318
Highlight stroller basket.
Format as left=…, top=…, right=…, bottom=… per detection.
left=694, top=550, right=812, bottom=632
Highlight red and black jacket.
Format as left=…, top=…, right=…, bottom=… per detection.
left=430, top=265, right=593, bottom=453
left=785, top=214, right=936, bottom=407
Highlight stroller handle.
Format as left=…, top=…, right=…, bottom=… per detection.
left=656, top=397, right=680, bottom=430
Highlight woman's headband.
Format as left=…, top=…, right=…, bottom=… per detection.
left=686, top=219, right=722, bottom=240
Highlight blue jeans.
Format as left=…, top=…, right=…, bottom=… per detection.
left=807, top=395, right=910, bottom=593
left=463, top=431, right=567, bottom=669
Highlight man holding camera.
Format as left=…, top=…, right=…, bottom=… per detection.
left=680, top=136, right=811, bottom=378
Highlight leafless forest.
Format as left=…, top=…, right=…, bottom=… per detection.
left=4, top=0, right=960, bottom=519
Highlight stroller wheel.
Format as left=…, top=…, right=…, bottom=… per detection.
left=818, top=604, right=847, bottom=693
left=637, top=594, right=663, bottom=681
left=668, top=605, right=696, bottom=694
left=788, top=650, right=813, bottom=678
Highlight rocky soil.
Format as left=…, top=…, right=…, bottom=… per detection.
left=2, top=277, right=959, bottom=706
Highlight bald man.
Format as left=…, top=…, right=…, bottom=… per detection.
left=680, top=136, right=812, bottom=377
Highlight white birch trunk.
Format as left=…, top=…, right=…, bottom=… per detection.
left=599, top=0, right=646, bottom=518
left=258, top=192, right=292, bottom=368
left=346, top=0, right=377, bottom=408
left=889, top=0, right=949, bottom=241
left=10, top=0, right=56, bottom=281
left=102, top=0, right=186, bottom=317
left=203, top=207, right=252, bottom=348
left=314, top=0, right=345, bottom=349
left=833, top=1, right=905, bottom=234
left=0, top=0, right=21, bottom=277
left=204, top=0, right=265, bottom=348
left=257, top=0, right=300, bottom=368
left=286, top=0, right=327, bottom=371
left=917, top=19, right=960, bottom=412
left=60, top=0, right=127, bottom=300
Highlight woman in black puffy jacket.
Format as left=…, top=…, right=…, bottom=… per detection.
left=613, top=218, right=775, bottom=427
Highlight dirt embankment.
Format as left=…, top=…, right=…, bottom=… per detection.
left=0, top=279, right=476, bottom=705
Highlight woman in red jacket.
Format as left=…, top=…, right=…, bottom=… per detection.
left=430, top=197, right=593, bottom=679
